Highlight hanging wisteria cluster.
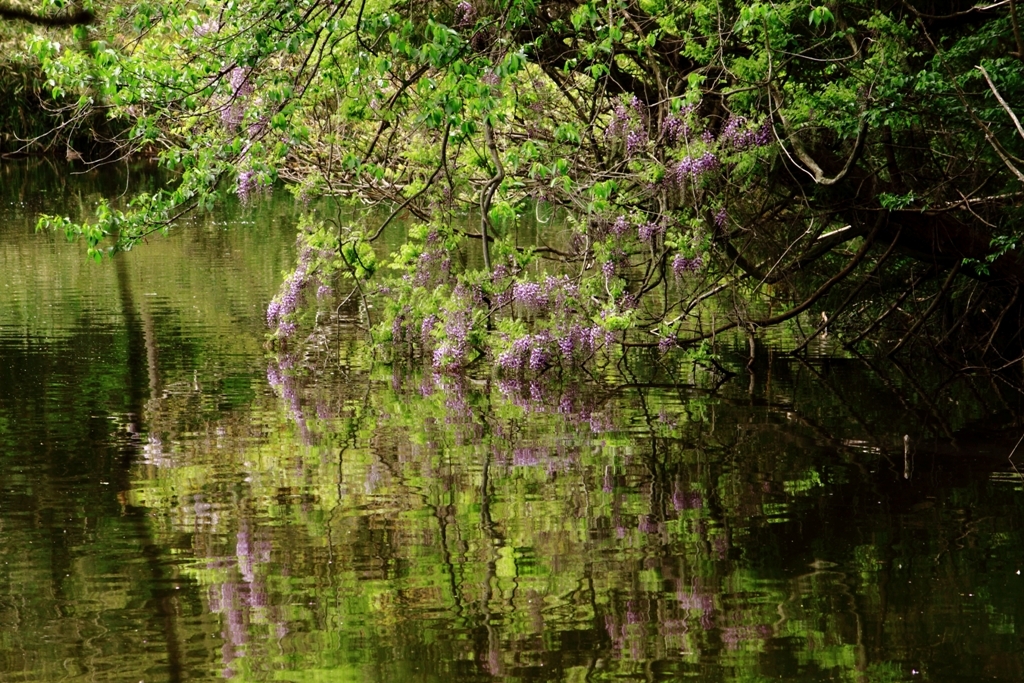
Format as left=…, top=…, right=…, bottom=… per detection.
left=259, top=89, right=779, bottom=374
left=265, top=245, right=336, bottom=340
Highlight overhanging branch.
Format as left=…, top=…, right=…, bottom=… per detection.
left=0, top=5, right=93, bottom=26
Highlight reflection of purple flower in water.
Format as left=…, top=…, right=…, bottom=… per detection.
left=720, top=625, right=770, bottom=651
left=672, top=482, right=704, bottom=510
left=365, top=461, right=383, bottom=494
left=513, top=448, right=541, bottom=466
left=638, top=515, right=659, bottom=534
left=266, top=358, right=312, bottom=444
left=676, top=579, right=716, bottom=632
left=421, top=314, right=438, bottom=343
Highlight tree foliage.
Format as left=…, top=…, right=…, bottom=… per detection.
left=15, top=0, right=1024, bottom=370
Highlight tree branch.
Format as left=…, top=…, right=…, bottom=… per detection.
left=0, top=5, right=93, bottom=26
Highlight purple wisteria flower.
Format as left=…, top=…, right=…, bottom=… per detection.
left=266, top=248, right=314, bottom=336
left=454, top=1, right=476, bottom=26
left=266, top=300, right=282, bottom=327
left=672, top=254, right=704, bottom=278
left=659, top=333, right=677, bottom=354
left=722, top=116, right=775, bottom=149
left=714, top=207, right=728, bottom=228
left=637, top=222, right=664, bottom=243
left=229, top=67, right=253, bottom=97
left=237, top=170, right=262, bottom=202
left=605, top=103, right=631, bottom=138
left=602, top=259, right=616, bottom=280
left=529, top=345, right=549, bottom=371
left=513, top=281, right=549, bottom=310
left=392, top=314, right=406, bottom=344
left=421, top=314, right=438, bottom=343
left=610, top=215, right=631, bottom=237
left=661, top=115, right=686, bottom=145
left=626, top=129, right=647, bottom=157
left=675, top=152, right=720, bottom=183
left=431, top=296, right=474, bottom=371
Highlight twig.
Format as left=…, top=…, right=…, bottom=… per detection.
left=792, top=225, right=902, bottom=355
left=888, top=261, right=962, bottom=356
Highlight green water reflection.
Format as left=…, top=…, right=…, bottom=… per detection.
left=2, top=159, right=1024, bottom=682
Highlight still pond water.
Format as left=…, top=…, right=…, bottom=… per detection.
left=2, top=159, right=1024, bottom=682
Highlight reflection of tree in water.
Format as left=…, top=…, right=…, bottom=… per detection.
left=129, top=345, right=1024, bottom=680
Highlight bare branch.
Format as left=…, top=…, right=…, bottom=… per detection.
left=977, top=65, right=1024, bottom=141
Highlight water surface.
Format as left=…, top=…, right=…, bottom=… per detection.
left=2, top=159, right=1024, bottom=682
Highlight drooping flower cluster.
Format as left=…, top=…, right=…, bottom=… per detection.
left=496, top=323, right=604, bottom=374
left=237, top=170, right=269, bottom=203
left=511, top=275, right=580, bottom=313
left=602, top=259, right=617, bottom=280
left=420, top=314, right=439, bottom=344
left=659, top=333, right=677, bottom=354
left=496, top=334, right=540, bottom=372
left=266, top=247, right=319, bottom=338
left=629, top=96, right=648, bottom=121
left=720, top=116, right=773, bottom=150
left=610, top=215, right=631, bottom=237
left=672, top=254, right=704, bottom=278
left=453, top=1, right=477, bottom=26
left=606, top=96, right=650, bottom=157
left=430, top=289, right=478, bottom=371
left=193, top=18, right=222, bottom=37
left=229, top=67, right=254, bottom=98
left=411, top=231, right=451, bottom=287
left=660, top=115, right=687, bottom=145
left=512, top=281, right=548, bottom=311
left=637, top=221, right=664, bottom=243
left=713, top=207, right=728, bottom=228
left=626, top=129, right=647, bottom=157
left=675, top=152, right=720, bottom=183
left=221, top=67, right=254, bottom=129
left=606, top=103, right=632, bottom=138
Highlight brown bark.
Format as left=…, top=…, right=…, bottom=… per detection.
left=0, top=5, right=93, bottom=26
